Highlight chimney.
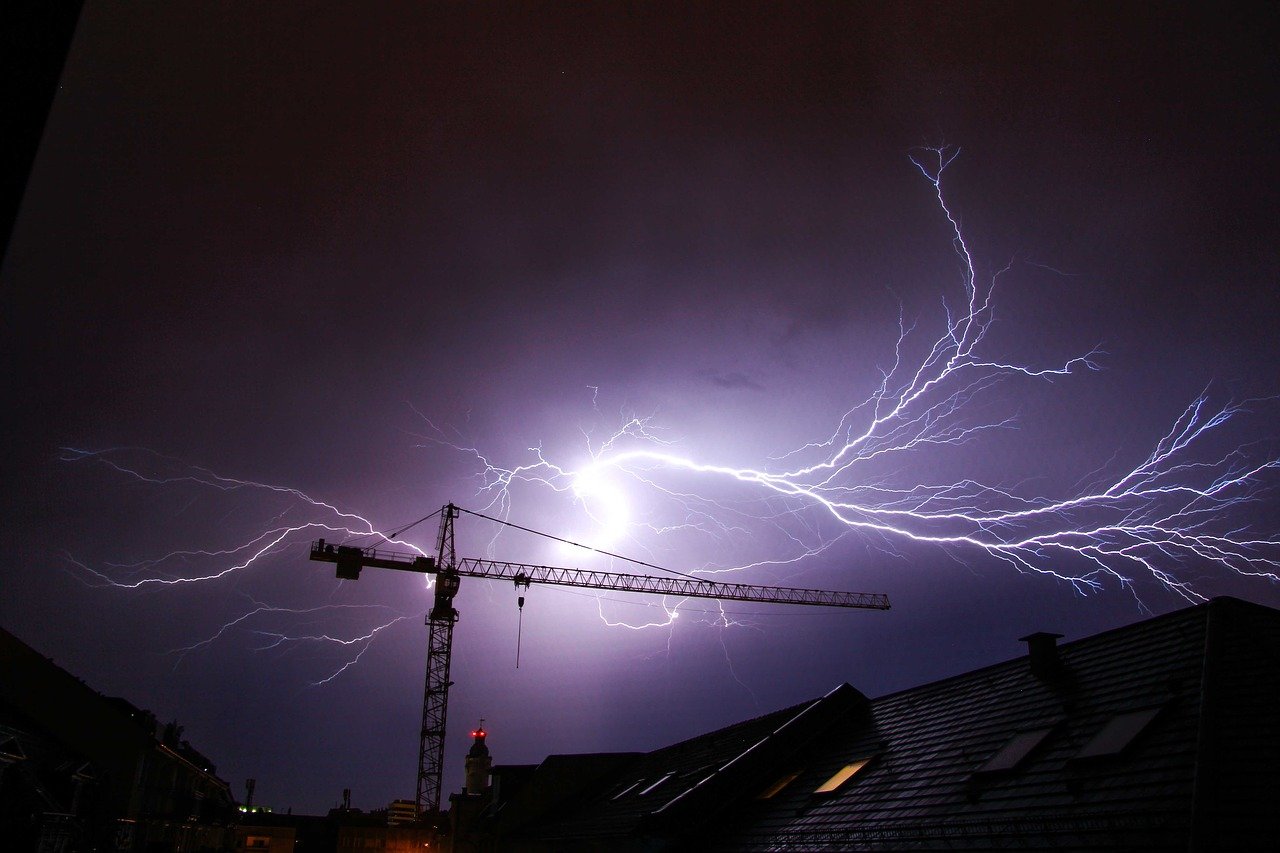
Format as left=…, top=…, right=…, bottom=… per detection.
left=464, top=722, right=492, bottom=795
left=1019, top=631, right=1064, bottom=678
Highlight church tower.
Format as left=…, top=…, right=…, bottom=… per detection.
left=464, top=722, right=492, bottom=795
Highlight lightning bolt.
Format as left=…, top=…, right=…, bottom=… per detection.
left=60, top=446, right=432, bottom=591
left=59, top=447, right=433, bottom=684
left=61, top=148, right=1279, bottom=686
left=415, top=148, right=1280, bottom=615
left=169, top=599, right=413, bottom=685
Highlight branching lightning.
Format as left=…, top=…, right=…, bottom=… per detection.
left=63, top=148, right=1279, bottom=678
left=60, top=446, right=432, bottom=587
left=170, top=600, right=414, bottom=685
left=416, top=148, right=1280, bottom=614
left=59, top=446, right=430, bottom=683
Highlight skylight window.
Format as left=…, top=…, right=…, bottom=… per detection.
left=1076, top=707, right=1162, bottom=759
left=756, top=770, right=801, bottom=800
left=814, top=757, right=872, bottom=794
left=976, top=726, right=1055, bottom=774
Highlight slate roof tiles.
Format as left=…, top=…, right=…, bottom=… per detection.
left=479, top=597, right=1278, bottom=852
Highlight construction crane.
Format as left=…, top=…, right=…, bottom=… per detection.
left=309, top=503, right=890, bottom=820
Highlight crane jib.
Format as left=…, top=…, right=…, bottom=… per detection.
left=310, top=541, right=889, bottom=610
left=456, top=559, right=890, bottom=609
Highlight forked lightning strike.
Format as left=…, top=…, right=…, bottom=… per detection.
left=60, top=447, right=427, bottom=682
left=171, top=601, right=414, bottom=685
left=64, top=148, right=1280, bottom=669
left=421, top=149, right=1280, bottom=611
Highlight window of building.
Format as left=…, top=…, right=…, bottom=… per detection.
left=814, top=757, right=872, bottom=794
left=756, top=770, right=801, bottom=800
left=1076, top=706, right=1162, bottom=759
left=245, top=837, right=270, bottom=849
left=976, top=726, right=1055, bottom=774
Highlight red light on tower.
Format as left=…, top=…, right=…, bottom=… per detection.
left=465, top=721, right=491, bottom=795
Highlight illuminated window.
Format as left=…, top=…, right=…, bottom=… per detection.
left=1076, top=707, right=1162, bottom=758
left=814, top=757, right=872, bottom=794
left=245, top=837, right=270, bottom=849
left=977, top=727, right=1055, bottom=774
left=757, top=770, right=801, bottom=799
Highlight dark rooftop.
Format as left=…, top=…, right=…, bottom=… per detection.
left=467, top=597, right=1279, bottom=852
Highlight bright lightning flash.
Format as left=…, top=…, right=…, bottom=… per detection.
left=570, top=463, right=633, bottom=547
left=62, top=148, right=1280, bottom=678
left=419, top=148, right=1280, bottom=617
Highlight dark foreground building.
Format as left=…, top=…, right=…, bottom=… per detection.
left=451, top=596, right=1278, bottom=851
left=233, top=808, right=436, bottom=853
left=0, top=626, right=236, bottom=852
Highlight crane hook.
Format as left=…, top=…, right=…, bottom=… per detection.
left=514, top=574, right=531, bottom=668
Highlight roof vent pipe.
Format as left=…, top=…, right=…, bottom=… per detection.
left=1019, top=631, right=1064, bottom=678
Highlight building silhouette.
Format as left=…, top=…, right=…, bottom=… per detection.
left=0, top=626, right=236, bottom=852
left=448, top=596, right=1278, bottom=851
left=7, top=597, right=1277, bottom=851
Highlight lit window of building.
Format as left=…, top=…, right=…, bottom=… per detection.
left=814, top=757, right=872, bottom=794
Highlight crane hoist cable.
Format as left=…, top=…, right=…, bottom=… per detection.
left=512, top=570, right=532, bottom=669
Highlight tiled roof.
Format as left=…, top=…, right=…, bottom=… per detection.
left=491, top=597, right=1279, bottom=852
left=524, top=692, right=852, bottom=843
left=718, top=597, right=1277, bottom=851
left=722, top=602, right=1211, bottom=850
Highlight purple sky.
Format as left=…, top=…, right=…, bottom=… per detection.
left=3, top=3, right=1278, bottom=815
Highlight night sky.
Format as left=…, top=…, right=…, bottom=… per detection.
left=3, top=2, right=1278, bottom=816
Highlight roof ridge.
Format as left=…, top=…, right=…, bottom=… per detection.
left=866, top=599, right=1228, bottom=703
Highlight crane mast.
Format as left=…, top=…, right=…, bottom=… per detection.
left=309, top=503, right=890, bottom=820
left=419, top=503, right=459, bottom=820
